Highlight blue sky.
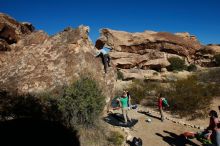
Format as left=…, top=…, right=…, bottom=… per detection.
left=1, top=0, right=219, bottom=45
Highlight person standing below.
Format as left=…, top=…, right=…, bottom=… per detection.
left=204, top=110, right=219, bottom=141
left=118, top=91, right=131, bottom=124
left=158, top=93, right=169, bottom=122
left=95, top=45, right=111, bottom=73
left=210, top=107, right=220, bottom=146
left=213, top=123, right=220, bottom=146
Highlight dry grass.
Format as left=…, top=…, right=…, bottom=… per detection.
left=79, top=127, right=109, bottom=146
left=79, top=123, right=124, bottom=146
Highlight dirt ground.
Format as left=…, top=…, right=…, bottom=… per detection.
left=107, top=105, right=206, bottom=146
left=133, top=106, right=201, bottom=146
left=111, top=79, right=220, bottom=145
left=182, top=98, right=220, bottom=128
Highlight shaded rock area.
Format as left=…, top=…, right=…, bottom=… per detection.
left=0, top=118, right=80, bottom=146
left=0, top=13, right=115, bottom=108
left=194, top=44, right=220, bottom=67
left=0, top=13, right=34, bottom=51
left=97, top=28, right=219, bottom=80
left=0, top=15, right=116, bottom=145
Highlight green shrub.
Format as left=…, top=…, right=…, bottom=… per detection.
left=117, top=70, right=124, bottom=80
left=59, top=76, right=105, bottom=127
left=187, top=64, right=197, bottom=72
left=126, top=79, right=161, bottom=104
left=167, top=57, right=186, bottom=71
left=0, top=76, right=106, bottom=128
left=196, top=68, right=220, bottom=96
left=165, top=75, right=214, bottom=118
left=107, top=131, right=124, bottom=146
left=197, top=68, right=220, bottom=84
left=214, top=54, right=220, bottom=66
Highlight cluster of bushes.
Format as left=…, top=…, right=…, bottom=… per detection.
left=167, top=57, right=186, bottom=71
left=1, top=76, right=128, bottom=145
left=125, top=79, right=161, bottom=104
left=187, top=64, right=197, bottom=72
left=197, top=68, right=220, bottom=83
left=117, top=70, right=124, bottom=80
left=59, top=76, right=105, bottom=127
left=167, top=57, right=197, bottom=72
left=0, top=75, right=106, bottom=128
left=124, top=70, right=219, bottom=118
left=0, top=75, right=128, bottom=145
left=165, top=75, right=216, bottom=118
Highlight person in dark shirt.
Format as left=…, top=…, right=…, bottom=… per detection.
left=96, top=45, right=111, bottom=73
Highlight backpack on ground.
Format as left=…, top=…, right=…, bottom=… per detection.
left=111, top=96, right=120, bottom=110
left=162, top=98, right=169, bottom=107
left=131, top=137, right=142, bottom=146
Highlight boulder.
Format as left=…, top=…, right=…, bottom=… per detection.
left=206, top=44, right=220, bottom=54
left=96, top=29, right=201, bottom=70
left=97, top=28, right=201, bottom=79
left=0, top=39, right=10, bottom=51
left=119, top=69, right=163, bottom=81
left=175, top=32, right=198, bottom=42
left=0, top=13, right=35, bottom=51
left=0, top=14, right=116, bottom=107
left=194, top=44, right=220, bottom=67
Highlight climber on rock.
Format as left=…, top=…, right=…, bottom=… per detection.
left=95, top=43, right=112, bottom=73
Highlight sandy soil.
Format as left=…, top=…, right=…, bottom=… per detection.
left=108, top=105, right=202, bottom=146
left=182, top=98, right=220, bottom=127
left=131, top=107, right=201, bottom=146
left=112, top=80, right=220, bottom=146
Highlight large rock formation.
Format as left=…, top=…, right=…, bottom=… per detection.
left=97, top=29, right=202, bottom=80
left=0, top=14, right=115, bottom=106
left=194, top=44, right=220, bottom=67
left=0, top=13, right=34, bottom=51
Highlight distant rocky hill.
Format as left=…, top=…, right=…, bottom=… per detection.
left=0, top=12, right=219, bottom=99
left=97, top=29, right=220, bottom=80
left=0, top=13, right=115, bottom=105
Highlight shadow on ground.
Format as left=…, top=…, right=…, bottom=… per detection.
left=137, top=110, right=161, bottom=120
left=0, top=118, right=80, bottom=146
left=103, top=113, right=138, bottom=128
left=156, top=130, right=200, bottom=146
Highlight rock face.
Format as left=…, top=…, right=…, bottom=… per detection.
left=195, top=44, right=220, bottom=67
left=207, top=44, right=220, bottom=54
left=97, top=28, right=202, bottom=80
left=0, top=14, right=115, bottom=106
left=0, top=13, right=34, bottom=51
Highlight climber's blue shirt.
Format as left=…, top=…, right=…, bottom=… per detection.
left=100, top=47, right=110, bottom=55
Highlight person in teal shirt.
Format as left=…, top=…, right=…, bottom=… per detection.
left=118, top=91, right=131, bottom=124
